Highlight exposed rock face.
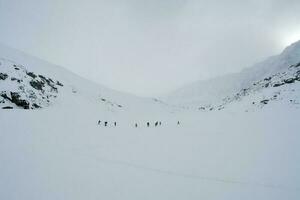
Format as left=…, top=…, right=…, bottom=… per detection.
left=260, top=99, right=269, bottom=105
left=26, top=71, right=37, bottom=79
left=2, top=106, right=13, bottom=109
left=0, top=73, right=8, bottom=80
left=30, top=80, right=45, bottom=90
left=197, top=61, right=300, bottom=112
left=56, top=81, right=63, bottom=86
left=10, top=92, right=30, bottom=109
left=0, top=59, right=64, bottom=109
left=1, top=92, right=29, bottom=109
left=273, top=83, right=284, bottom=87
left=284, top=78, right=296, bottom=84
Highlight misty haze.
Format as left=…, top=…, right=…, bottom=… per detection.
left=0, top=1, right=300, bottom=200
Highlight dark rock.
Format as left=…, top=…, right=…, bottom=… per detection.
left=32, top=103, right=41, bottom=109
left=39, top=75, right=56, bottom=88
left=0, top=73, right=8, bottom=80
left=14, top=67, right=20, bottom=70
left=30, top=80, right=44, bottom=90
left=48, top=78, right=54, bottom=83
left=11, top=77, right=22, bottom=83
left=1, top=92, right=30, bottom=109
left=39, top=75, right=51, bottom=85
left=264, top=77, right=272, bottom=81
left=2, top=106, right=13, bottom=109
left=284, top=78, right=295, bottom=84
left=50, top=87, right=58, bottom=93
left=10, top=92, right=30, bottom=109
left=264, top=83, right=269, bottom=87
left=38, top=75, right=47, bottom=80
left=273, top=82, right=284, bottom=87
left=218, top=106, right=224, bottom=110
left=56, top=81, right=63, bottom=86
left=101, top=98, right=106, bottom=101
left=26, top=72, right=37, bottom=78
left=1, top=93, right=11, bottom=101
left=260, top=99, right=269, bottom=104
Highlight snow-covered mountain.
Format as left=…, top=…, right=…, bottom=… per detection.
left=0, top=44, right=179, bottom=117
left=164, top=41, right=300, bottom=111
left=1, top=43, right=300, bottom=200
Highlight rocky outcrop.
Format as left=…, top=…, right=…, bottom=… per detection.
left=1, top=92, right=30, bottom=109
left=198, top=61, right=300, bottom=112
left=10, top=92, right=30, bottom=109
left=26, top=71, right=37, bottom=78
left=0, top=59, right=64, bottom=109
left=0, top=73, right=8, bottom=80
left=30, top=79, right=45, bottom=90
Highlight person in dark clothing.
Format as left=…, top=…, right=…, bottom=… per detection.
left=177, top=121, right=180, bottom=125
left=159, top=122, right=161, bottom=126
left=104, top=121, right=108, bottom=126
left=155, top=122, right=158, bottom=127
left=98, top=120, right=101, bottom=125
left=114, top=122, right=117, bottom=126
left=147, top=122, right=150, bottom=127
left=135, top=123, right=138, bottom=128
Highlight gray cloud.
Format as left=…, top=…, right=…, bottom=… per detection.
left=1, top=0, right=300, bottom=96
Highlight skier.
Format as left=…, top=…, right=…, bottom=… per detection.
left=104, top=121, right=108, bottom=126
left=135, top=123, right=138, bottom=128
left=177, top=121, right=180, bottom=125
left=98, top=120, right=101, bottom=125
left=159, top=121, right=161, bottom=126
left=147, top=122, right=150, bottom=127
left=114, top=122, right=117, bottom=127
left=155, top=122, right=158, bottom=127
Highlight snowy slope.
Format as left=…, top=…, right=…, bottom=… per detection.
left=0, top=44, right=179, bottom=117
left=164, top=41, right=300, bottom=110
left=1, top=44, right=300, bottom=200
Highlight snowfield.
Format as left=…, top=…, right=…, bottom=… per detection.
left=0, top=43, right=300, bottom=200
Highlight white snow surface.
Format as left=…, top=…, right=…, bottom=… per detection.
left=0, top=43, right=300, bottom=200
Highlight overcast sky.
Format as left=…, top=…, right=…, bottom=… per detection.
left=1, top=0, right=300, bottom=96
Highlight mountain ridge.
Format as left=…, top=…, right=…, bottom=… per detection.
left=163, top=40, right=300, bottom=109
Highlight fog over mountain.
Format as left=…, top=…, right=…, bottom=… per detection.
left=1, top=0, right=300, bottom=96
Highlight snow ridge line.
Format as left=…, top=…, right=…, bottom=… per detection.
left=76, top=151, right=299, bottom=192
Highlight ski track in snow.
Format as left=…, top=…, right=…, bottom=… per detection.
left=72, top=148, right=300, bottom=192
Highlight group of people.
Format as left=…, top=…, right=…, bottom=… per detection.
left=97, top=120, right=117, bottom=127
left=97, top=120, right=180, bottom=127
